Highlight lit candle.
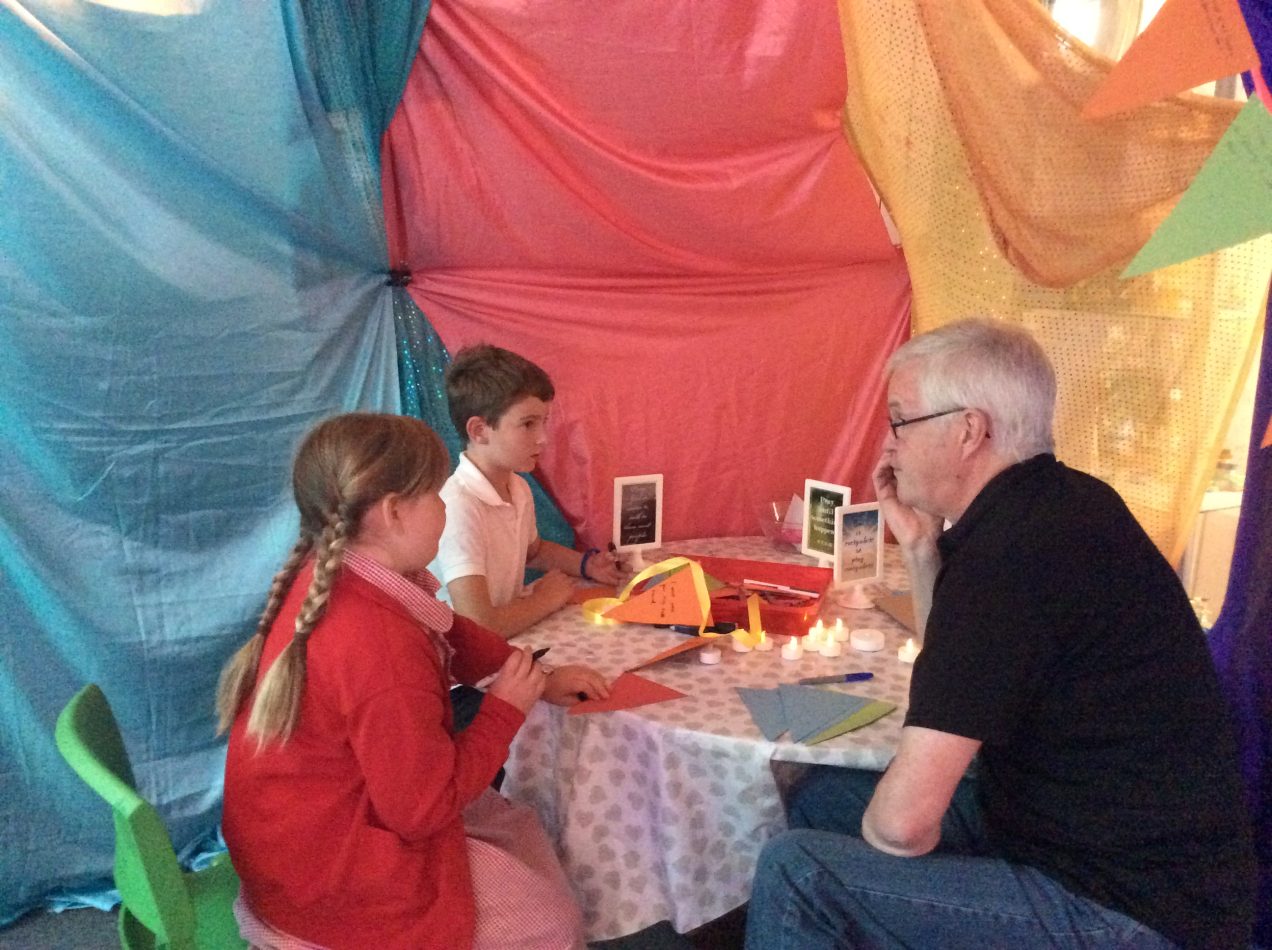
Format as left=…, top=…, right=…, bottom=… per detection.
left=818, top=636, right=842, bottom=658
left=897, top=637, right=920, bottom=663
left=804, top=624, right=821, bottom=650
left=832, top=618, right=849, bottom=642
left=731, top=635, right=752, bottom=653
left=754, top=629, right=774, bottom=652
left=699, top=644, right=723, bottom=665
left=780, top=636, right=804, bottom=661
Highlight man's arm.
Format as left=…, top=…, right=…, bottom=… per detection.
left=873, top=455, right=943, bottom=637
left=447, top=572, right=571, bottom=639
left=862, top=725, right=981, bottom=856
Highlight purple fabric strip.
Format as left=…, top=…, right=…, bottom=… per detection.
left=1207, top=285, right=1272, bottom=945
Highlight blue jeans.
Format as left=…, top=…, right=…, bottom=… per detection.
left=745, top=766, right=1177, bottom=949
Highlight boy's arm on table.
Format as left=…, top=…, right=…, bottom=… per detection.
left=528, top=537, right=622, bottom=586
left=447, top=572, right=572, bottom=639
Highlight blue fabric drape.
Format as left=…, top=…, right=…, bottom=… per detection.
left=1209, top=292, right=1272, bottom=946
left=0, top=0, right=428, bottom=922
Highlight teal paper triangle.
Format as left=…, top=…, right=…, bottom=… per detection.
left=737, top=686, right=787, bottom=741
left=778, top=685, right=871, bottom=743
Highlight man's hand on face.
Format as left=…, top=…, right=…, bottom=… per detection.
left=873, top=455, right=942, bottom=551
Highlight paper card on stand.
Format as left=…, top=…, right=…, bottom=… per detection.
left=568, top=672, right=686, bottom=715
left=603, top=567, right=706, bottom=626
left=626, top=637, right=717, bottom=672
left=736, top=687, right=788, bottom=740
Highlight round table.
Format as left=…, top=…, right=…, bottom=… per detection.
left=503, top=537, right=916, bottom=940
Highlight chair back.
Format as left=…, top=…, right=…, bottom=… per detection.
left=55, top=684, right=199, bottom=948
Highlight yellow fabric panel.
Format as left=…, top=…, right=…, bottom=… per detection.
left=838, top=0, right=1272, bottom=561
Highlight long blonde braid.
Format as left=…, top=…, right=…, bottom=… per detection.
left=214, top=413, right=448, bottom=748
left=215, top=535, right=312, bottom=734
left=244, top=505, right=351, bottom=746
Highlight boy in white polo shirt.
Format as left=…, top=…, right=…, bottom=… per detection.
left=431, top=344, right=621, bottom=639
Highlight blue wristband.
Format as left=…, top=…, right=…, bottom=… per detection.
left=579, top=547, right=600, bottom=581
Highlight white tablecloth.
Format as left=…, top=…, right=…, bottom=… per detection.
left=502, top=537, right=915, bottom=940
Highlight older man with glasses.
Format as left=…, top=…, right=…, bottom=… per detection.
left=745, top=319, right=1254, bottom=949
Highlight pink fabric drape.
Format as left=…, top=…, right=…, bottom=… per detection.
left=383, top=0, right=911, bottom=545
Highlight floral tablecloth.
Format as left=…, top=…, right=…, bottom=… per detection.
left=502, top=537, right=915, bottom=940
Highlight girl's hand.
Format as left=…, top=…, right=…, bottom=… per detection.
left=488, top=647, right=547, bottom=714
left=542, top=665, right=610, bottom=707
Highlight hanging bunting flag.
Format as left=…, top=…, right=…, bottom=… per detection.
left=1123, top=97, right=1272, bottom=277
left=1083, top=0, right=1260, bottom=119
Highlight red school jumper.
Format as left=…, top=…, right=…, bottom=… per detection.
left=223, top=563, right=521, bottom=950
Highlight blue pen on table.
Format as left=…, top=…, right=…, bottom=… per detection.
left=797, top=672, right=874, bottom=686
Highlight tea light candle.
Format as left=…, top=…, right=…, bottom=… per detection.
left=753, top=629, right=774, bottom=652
left=731, top=635, right=752, bottom=653
left=897, top=637, right=920, bottom=663
left=818, top=636, right=842, bottom=658
left=780, top=636, right=804, bottom=661
left=850, top=627, right=885, bottom=652
left=699, top=644, right=723, bottom=665
left=804, top=624, right=821, bottom=650
left=832, top=618, right=849, bottom=642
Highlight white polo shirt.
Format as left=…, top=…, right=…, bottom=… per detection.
left=430, top=452, right=537, bottom=607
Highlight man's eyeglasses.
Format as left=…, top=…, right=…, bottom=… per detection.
left=888, top=407, right=965, bottom=439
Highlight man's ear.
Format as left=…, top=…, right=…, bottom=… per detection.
left=465, top=415, right=488, bottom=445
left=959, top=409, right=992, bottom=456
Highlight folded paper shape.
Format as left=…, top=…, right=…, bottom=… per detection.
left=779, top=685, right=872, bottom=743
left=604, top=566, right=707, bottom=625
left=626, top=637, right=717, bottom=672
left=568, top=672, right=686, bottom=715
left=736, top=687, right=788, bottom=740
left=736, top=684, right=897, bottom=745
left=801, top=700, right=897, bottom=746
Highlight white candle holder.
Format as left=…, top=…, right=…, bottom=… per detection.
left=832, top=618, right=849, bottom=642
left=699, top=644, right=723, bottom=665
left=731, top=636, right=752, bottom=653
left=753, top=631, right=774, bottom=652
left=780, top=636, right=804, bottom=661
left=818, top=637, right=842, bottom=658
left=897, top=637, right=920, bottom=663
left=850, top=628, right=885, bottom=652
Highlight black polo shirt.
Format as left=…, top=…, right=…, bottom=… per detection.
left=906, top=454, right=1254, bottom=948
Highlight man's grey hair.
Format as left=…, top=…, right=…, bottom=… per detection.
left=888, top=318, right=1056, bottom=462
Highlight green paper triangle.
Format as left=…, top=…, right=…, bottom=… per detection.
left=803, top=700, right=897, bottom=746
left=1123, top=99, right=1272, bottom=278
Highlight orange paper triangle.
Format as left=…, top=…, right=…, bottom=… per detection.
left=602, top=568, right=707, bottom=626
left=1083, top=0, right=1259, bottom=119
left=568, top=672, right=687, bottom=715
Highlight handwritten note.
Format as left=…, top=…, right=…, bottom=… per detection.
left=835, top=503, right=883, bottom=585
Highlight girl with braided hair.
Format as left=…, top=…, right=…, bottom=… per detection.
left=217, top=413, right=603, bottom=950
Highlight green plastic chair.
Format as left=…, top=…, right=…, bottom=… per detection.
left=54, top=684, right=246, bottom=950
